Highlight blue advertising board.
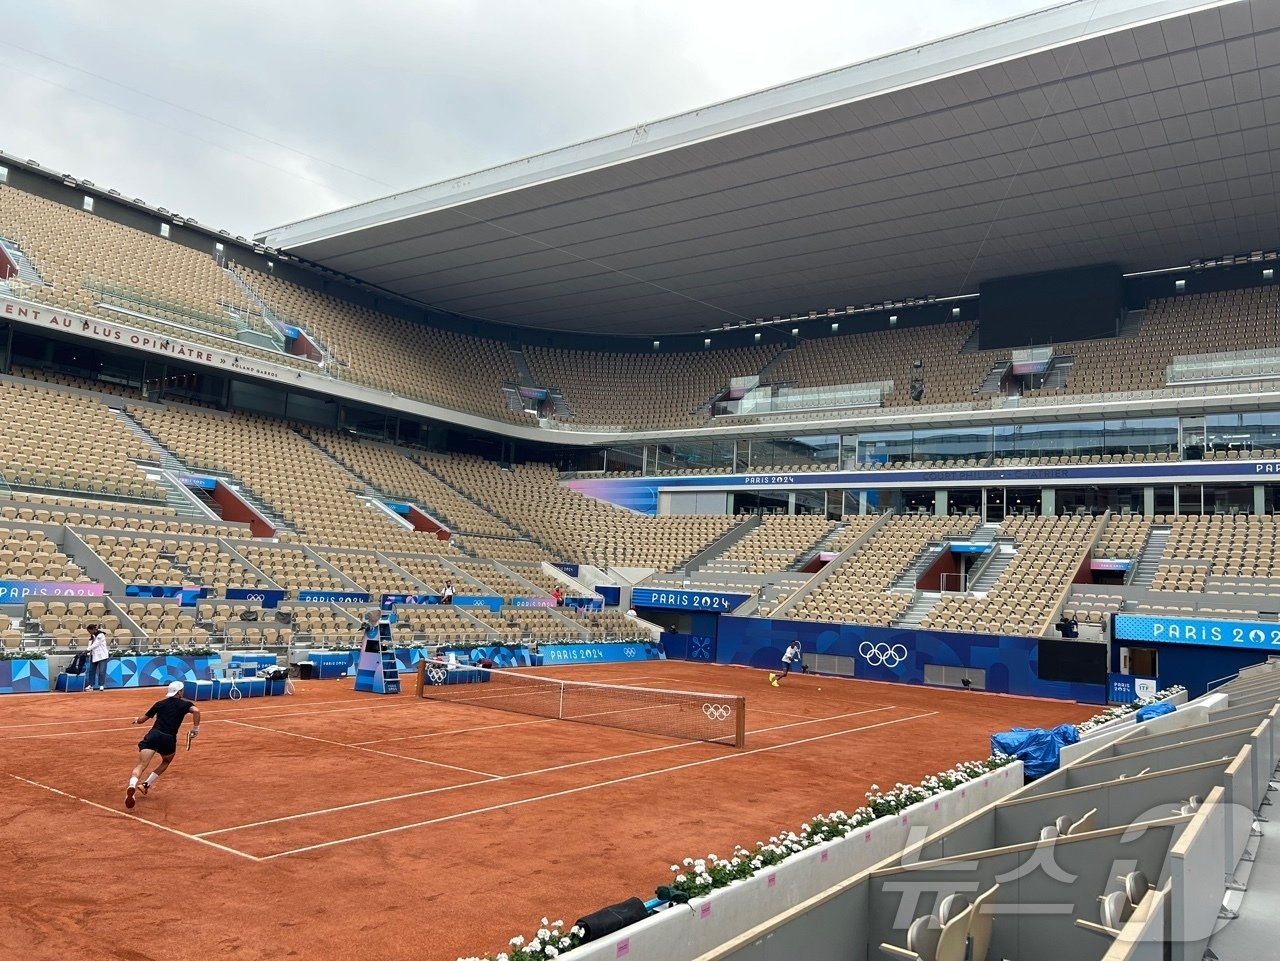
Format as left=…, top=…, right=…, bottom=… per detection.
left=224, top=588, right=287, bottom=609
left=539, top=642, right=666, bottom=665
left=451, top=595, right=504, bottom=613
left=380, top=593, right=440, bottom=608
left=716, top=616, right=1106, bottom=703
left=1114, top=613, right=1280, bottom=651
left=125, top=584, right=208, bottom=606
left=631, top=588, right=751, bottom=612
left=297, top=590, right=371, bottom=604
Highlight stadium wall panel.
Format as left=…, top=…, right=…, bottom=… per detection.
left=715, top=616, right=1107, bottom=704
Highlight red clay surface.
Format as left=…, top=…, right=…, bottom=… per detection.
left=0, top=663, right=1094, bottom=961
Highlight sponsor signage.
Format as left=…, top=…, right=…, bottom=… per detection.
left=539, top=642, right=666, bottom=664
left=0, top=581, right=104, bottom=602
left=1108, top=674, right=1159, bottom=703
left=451, top=595, right=504, bottom=613
left=1114, top=613, right=1280, bottom=651
left=948, top=543, right=993, bottom=554
left=511, top=597, right=556, bottom=608
left=631, top=588, right=750, bottom=612
left=1091, top=558, right=1131, bottom=571
left=178, top=474, right=217, bottom=490
left=224, top=587, right=287, bottom=609
left=297, top=590, right=371, bottom=604
left=553, top=563, right=580, bottom=578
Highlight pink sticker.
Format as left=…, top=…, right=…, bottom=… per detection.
left=901, top=815, right=908, bottom=824
left=933, top=801, right=940, bottom=810
left=700, top=903, right=712, bottom=919
left=864, top=831, right=872, bottom=841
left=767, top=874, right=777, bottom=888
left=616, top=939, right=629, bottom=958
left=961, top=789, right=967, bottom=797
left=820, top=850, right=829, bottom=862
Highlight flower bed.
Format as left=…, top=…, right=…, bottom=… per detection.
left=1076, top=684, right=1186, bottom=734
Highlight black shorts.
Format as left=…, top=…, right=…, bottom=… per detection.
left=138, top=731, right=177, bottom=757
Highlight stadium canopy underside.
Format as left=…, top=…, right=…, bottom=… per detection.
left=258, top=0, right=1280, bottom=336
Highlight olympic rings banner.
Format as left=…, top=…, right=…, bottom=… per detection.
left=715, top=616, right=1107, bottom=704
left=224, top=588, right=287, bottom=609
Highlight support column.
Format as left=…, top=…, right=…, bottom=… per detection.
left=935, top=490, right=948, bottom=517
left=1041, top=488, right=1056, bottom=517
left=1143, top=486, right=1155, bottom=516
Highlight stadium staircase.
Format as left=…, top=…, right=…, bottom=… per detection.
left=755, top=346, right=794, bottom=383
left=509, top=347, right=537, bottom=385
left=1130, top=525, right=1172, bottom=588
left=109, top=408, right=222, bottom=520
left=1037, top=355, right=1075, bottom=389
left=411, top=460, right=563, bottom=557
left=893, top=591, right=942, bottom=627
left=958, top=326, right=982, bottom=353
left=0, top=236, right=47, bottom=289
left=976, top=362, right=1010, bottom=394
left=889, top=542, right=948, bottom=592
left=1118, top=307, right=1146, bottom=338
left=967, top=541, right=1016, bottom=594
left=788, top=521, right=849, bottom=572
left=682, top=515, right=760, bottom=574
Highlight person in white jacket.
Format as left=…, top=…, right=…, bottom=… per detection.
left=84, top=623, right=110, bottom=691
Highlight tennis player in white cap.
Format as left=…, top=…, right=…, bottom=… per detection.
left=124, top=680, right=201, bottom=809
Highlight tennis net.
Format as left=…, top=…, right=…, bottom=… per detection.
left=414, top=659, right=746, bottom=748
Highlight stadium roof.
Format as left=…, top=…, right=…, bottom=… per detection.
left=258, top=0, right=1279, bottom=336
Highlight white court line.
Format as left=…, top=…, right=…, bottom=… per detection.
left=222, top=719, right=502, bottom=778
left=8, top=773, right=261, bottom=861
left=256, top=710, right=939, bottom=859
left=200, top=705, right=901, bottom=837
left=0, top=696, right=419, bottom=731
left=351, top=714, right=558, bottom=745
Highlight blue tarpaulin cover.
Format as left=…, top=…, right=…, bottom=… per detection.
left=991, top=727, right=1061, bottom=779
left=1136, top=701, right=1176, bottom=723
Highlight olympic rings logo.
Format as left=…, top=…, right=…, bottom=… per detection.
left=859, top=641, right=908, bottom=668
left=702, top=703, right=732, bottom=722
left=427, top=667, right=448, bottom=685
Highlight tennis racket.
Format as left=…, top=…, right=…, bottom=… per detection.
left=186, top=729, right=196, bottom=752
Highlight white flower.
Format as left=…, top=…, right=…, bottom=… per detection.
left=510, top=936, right=524, bottom=947
left=546, top=948, right=559, bottom=958
left=541, top=918, right=549, bottom=927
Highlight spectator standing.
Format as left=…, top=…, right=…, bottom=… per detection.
left=85, top=624, right=109, bottom=691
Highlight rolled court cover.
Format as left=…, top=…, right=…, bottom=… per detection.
left=415, top=659, right=746, bottom=748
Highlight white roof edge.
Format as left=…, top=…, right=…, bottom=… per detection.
left=256, top=0, right=1241, bottom=250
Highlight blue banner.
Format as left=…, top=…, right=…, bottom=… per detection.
left=631, top=588, right=751, bottom=612
left=563, top=596, right=604, bottom=612
left=510, top=597, right=557, bottom=608
left=125, top=584, right=208, bottom=606
left=178, top=474, right=217, bottom=490
left=224, top=588, right=286, bottom=609
left=380, top=593, right=440, bottom=609
left=539, top=642, right=666, bottom=665
left=1114, top=613, right=1280, bottom=650
left=451, top=595, right=504, bottom=613
left=948, top=543, right=993, bottom=554
left=297, top=590, right=371, bottom=604
left=553, top=563, right=580, bottom=578
left=384, top=501, right=412, bottom=515
left=595, top=585, right=621, bottom=607
left=1107, top=673, right=1159, bottom=703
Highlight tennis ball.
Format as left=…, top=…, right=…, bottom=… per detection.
left=817, top=687, right=822, bottom=692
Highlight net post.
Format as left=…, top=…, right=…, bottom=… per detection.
left=734, top=695, right=747, bottom=749
left=415, top=658, right=426, bottom=698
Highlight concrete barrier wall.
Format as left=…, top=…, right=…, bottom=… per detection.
left=566, top=763, right=1022, bottom=961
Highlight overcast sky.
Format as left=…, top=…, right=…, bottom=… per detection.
left=1, top=0, right=1055, bottom=237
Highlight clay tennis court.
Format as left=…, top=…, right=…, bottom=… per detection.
left=0, top=662, right=1092, bottom=961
